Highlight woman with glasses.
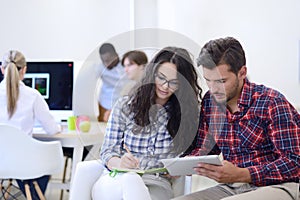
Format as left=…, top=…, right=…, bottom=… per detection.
left=92, top=46, right=202, bottom=200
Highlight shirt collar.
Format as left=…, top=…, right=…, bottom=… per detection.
left=238, top=78, right=253, bottom=107
left=19, top=80, right=25, bottom=86
left=163, top=101, right=171, bottom=109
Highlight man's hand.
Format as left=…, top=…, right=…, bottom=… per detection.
left=194, top=160, right=251, bottom=183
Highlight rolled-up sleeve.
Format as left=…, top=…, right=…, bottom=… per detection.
left=100, top=97, right=127, bottom=164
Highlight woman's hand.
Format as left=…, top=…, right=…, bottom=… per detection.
left=120, top=153, right=139, bottom=169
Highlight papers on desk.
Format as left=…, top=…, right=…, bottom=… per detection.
left=32, top=126, right=46, bottom=134
left=32, top=123, right=62, bottom=134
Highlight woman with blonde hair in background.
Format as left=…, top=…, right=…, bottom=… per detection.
left=0, top=50, right=60, bottom=199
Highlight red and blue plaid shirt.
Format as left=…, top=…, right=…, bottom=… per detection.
left=192, top=78, right=300, bottom=186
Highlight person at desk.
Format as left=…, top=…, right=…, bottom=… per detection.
left=0, top=50, right=60, bottom=199
left=173, top=37, right=300, bottom=200
left=92, top=46, right=202, bottom=200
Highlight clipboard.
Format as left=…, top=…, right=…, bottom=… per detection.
left=160, top=153, right=224, bottom=176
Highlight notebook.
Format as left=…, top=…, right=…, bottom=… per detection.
left=110, top=153, right=223, bottom=176
left=110, top=167, right=168, bottom=176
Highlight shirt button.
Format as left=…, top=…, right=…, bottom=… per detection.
left=149, top=139, right=155, bottom=144
left=147, top=147, right=154, bottom=152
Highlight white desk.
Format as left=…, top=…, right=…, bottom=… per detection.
left=33, top=122, right=106, bottom=189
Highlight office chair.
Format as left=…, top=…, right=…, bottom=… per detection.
left=0, top=124, right=64, bottom=200
left=69, top=160, right=192, bottom=200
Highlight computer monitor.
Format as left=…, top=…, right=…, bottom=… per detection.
left=0, top=71, right=2, bottom=81
left=0, top=61, right=74, bottom=123
left=23, top=73, right=50, bottom=99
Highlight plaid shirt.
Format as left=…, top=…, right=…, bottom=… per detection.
left=192, top=78, right=300, bottom=186
left=100, top=97, right=176, bottom=170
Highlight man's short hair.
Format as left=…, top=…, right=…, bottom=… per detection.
left=99, top=43, right=117, bottom=56
left=197, top=37, right=246, bottom=74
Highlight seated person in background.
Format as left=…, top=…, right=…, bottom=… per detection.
left=97, top=43, right=127, bottom=122
left=173, top=37, right=300, bottom=200
left=92, top=46, right=203, bottom=200
left=0, top=50, right=60, bottom=199
left=121, top=50, right=148, bottom=95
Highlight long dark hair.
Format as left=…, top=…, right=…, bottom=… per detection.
left=125, top=46, right=202, bottom=154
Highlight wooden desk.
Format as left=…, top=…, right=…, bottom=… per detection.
left=33, top=122, right=106, bottom=189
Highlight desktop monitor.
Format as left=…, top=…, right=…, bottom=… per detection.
left=23, top=73, right=50, bottom=99
left=0, top=61, right=74, bottom=122
left=0, top=66, right=2, bottom=81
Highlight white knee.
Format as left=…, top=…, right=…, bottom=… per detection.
left=120, top=172, right=152, bottom=200
left=121, top=172, right=144, bottom=183
left=92, top=174, right=123, bottom=200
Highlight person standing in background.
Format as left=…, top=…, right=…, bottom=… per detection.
left=97, top=43, right=127, bottom=122
left=0, top=50, right=60, bottom=199
left=122, top=50, right=148, bottom=81
left=121, top=50, right=148, bottom=95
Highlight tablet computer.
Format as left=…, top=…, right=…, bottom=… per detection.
left=160, top=153, right=223, bottom=176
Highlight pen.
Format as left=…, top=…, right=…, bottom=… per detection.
left=123, top=143, right=139, bottom=168
left=123, top=143, right=133, bottom=155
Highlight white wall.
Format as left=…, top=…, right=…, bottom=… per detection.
left=1, top=0, right=299, bottom=108
left=0, top=0, right=132, bottom=77
left=157, top=0, right=300, bottom=108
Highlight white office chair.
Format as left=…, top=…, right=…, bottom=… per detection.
left=0, top=124, right=64, bottom=200
left=69, top=159, right=192, bottom=200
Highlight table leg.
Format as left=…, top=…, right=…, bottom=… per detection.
left=70, top=146, right=84, bottom=186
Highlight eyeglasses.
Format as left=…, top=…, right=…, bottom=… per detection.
left=155, top=73, right=179, bottom=90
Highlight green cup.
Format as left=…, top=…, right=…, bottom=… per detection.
left=68, top=116, right=77, bottom=131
